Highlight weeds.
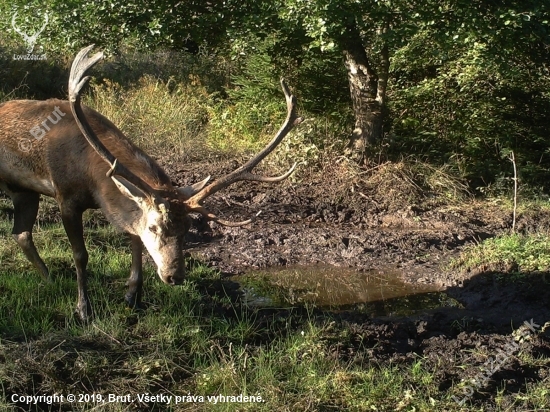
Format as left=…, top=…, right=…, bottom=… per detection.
left=87, top=76, right=212, bottom=160
left=451, top=232, right=550, bottom=273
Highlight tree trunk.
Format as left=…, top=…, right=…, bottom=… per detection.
left=342, top=25, right=389, bottom=160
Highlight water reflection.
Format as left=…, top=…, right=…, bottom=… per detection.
left=233, top=265, right=462, bottom=317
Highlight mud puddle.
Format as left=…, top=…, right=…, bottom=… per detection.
left=231, top=265, right=463, bottom=318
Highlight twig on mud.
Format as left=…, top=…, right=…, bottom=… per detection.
left=42, top=339, right=67, bottom=359
left=92, top=323, right=122, bottom=345
left=356, top=161, right=391, bottom=175
left=222, top=195, right=233, bottom=207
left=358, top=191, right=380, bottom=208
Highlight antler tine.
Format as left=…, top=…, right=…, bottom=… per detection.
left=39, top=13, right=48, bottom=32
left=186, top=78, right=302, bottom=209
left=69, top=45, right=104, bottom=106
left=68, top=45, right=155, bottom=194
left=11, top=13, right=24, bottom=36
left=237, top=161, right=298, bottom=183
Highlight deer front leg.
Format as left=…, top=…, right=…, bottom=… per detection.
left=60, top=207, right=91, bottom=321
left=11, top=192, right=49, bottom=280
left=125, top=234, right=144, bottom=309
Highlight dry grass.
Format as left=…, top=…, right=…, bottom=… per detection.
left=361, top=160, right=470, bottom=207
left=86, top=76, right=213, bottom=161
left=290, top=157, right=471, bottom=212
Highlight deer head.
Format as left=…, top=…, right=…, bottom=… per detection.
left=69, top=45, right=302, bottom=285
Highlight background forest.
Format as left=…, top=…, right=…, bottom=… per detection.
left=1, top=0, right=549, bottom=196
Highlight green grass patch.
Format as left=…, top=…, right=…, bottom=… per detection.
left=451, top=232, right=550, bottom=273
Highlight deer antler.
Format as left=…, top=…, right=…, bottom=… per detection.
left=184, top=79, right=303, bottom=225
left=68, top=45, right=156, bottom=196
left=11, top=13, right=25, bottom=38
left=36, top=13, right=48, bottom=36
left=69, top=45, right=302, bottom=226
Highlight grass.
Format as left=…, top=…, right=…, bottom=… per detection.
left=449, top=196, right=550, bottom=274
left=451, top=232, right=550, bottom=273
left=86, top=76, right=213, bottom=160
left=0, top=197, right=548, bottom=411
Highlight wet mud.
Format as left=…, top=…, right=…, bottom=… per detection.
left=168, top=158, right=550, bottom=409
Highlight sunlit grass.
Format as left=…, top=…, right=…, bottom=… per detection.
left=86, top=76, right=212, bottom=160
left=451, top=232, right=550, bottom=273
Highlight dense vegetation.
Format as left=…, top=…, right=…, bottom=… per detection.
left=1, top=0, right=550, bottom=194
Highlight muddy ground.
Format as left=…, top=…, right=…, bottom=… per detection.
left=167, top=157, right=550, bottom=410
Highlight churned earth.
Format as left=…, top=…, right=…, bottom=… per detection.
left=167, top=156, right=550, bottom=410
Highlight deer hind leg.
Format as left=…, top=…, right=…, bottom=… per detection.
left=60, top=206, right=91, bottom=321
left=125, top=234, right=144, bottom=309
left=11, top=191, right=50, bottom=280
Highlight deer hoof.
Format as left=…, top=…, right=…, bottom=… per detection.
left=75, top=302, right=93, bottom=322
left=125, top=294, right=148, bottom=311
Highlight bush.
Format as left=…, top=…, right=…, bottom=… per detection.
left=86, top=75, right=212, bottom=160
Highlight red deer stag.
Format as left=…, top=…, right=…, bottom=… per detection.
left=0, top=45, right=302, bottom=320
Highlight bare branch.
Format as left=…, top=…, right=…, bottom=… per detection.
left=508, top=151, right=518, bottom=233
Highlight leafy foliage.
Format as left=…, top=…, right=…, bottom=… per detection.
left=389, top=0, right=550, bottom=190
left=1, top=0, right=550, bottom=191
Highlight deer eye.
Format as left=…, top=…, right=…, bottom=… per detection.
left=148, top=225, right=159, bottom=233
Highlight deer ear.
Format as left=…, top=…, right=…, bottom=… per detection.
left=111, top=175, right=168, bottom=215
left=177, top=175, right=211, bottom=199
left=111, top=175, right=149, bottom=205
